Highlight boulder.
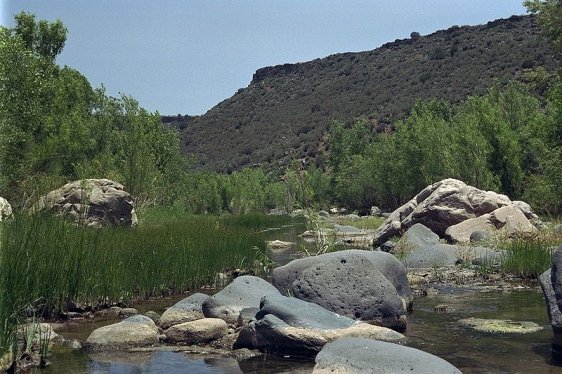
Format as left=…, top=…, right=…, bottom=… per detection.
left=333, top=224, right=363, bottom=235
left=398, top=223, right=440, bottom=250
left=19, top=323, right=63, bottom=347
left=370, top=206, right=382, bottom=216
left=0, top=197, right=12, bottom=221
left=272, top=250, right=412, bottom=330
left=540, top=246, right=562, bottom=332
left=318, top=210, right=330, bottom=218
left=401, top=243, right=503, bottom=269
left=470, top=230, right=490, bottom=243
left=313, top=337, right=461, bottom=374
left=372, top=178, right=536, bottom=247
left=445, top=205, right=537, bottom=243
left=85, top=315, right=160, bottom=351
left=291, top=255, right=407, bottom=330
left=401, top=244, right=460, bottom=269
left=165, top=318, right=228, bottom=344
left=202, top=275, right=281, bottom=324
left=144, top=311, right=161, bottom=323
left=238, top=307, right=259, bottom=327
left=266, top=240, right=296, bottom=251
left=378, top=241, right=395, bottom=253
left=37, top=179, right=137, bottom=227
left=158, top=293, right=209, bottom=329
left=233, top=295, right=403, bottom=355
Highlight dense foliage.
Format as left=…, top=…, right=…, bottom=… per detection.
left=0, top=13, right=186, bottom=208
left=326, top=81, right=562, bottom=214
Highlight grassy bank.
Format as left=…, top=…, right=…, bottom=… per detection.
left=0, top=210, right=292, bottom=356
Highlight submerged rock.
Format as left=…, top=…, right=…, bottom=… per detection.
left=203, top=276, right=281, bottom=324
left=266, top=240, right=296, bottom=251
left=85, top=315, right=160, bottom=351
left=458, top=317, right=543, bottom=334
left=313, top=338, right=461, bottom=374
left=158, top=293, right=209, bottom=329
left=234, top=294, right=403, bottom=355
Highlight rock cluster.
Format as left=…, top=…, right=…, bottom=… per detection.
left=373, top=178, right=538, bottom=247
left=234, top=294, right=404, bottom=355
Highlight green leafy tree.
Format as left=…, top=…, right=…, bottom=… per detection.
left=14, top=12, right=67, bottom=60
left=525, top=0, right=562, bottom=59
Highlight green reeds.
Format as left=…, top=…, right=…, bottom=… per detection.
left=0, top=210, right=277, bottom=357
left=499, top=237, right=555, bottom=278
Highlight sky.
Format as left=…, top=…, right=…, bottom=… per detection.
left=2, top=1, right=529, bottom=116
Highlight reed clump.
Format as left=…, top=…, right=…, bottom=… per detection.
left=0, top=210, right=288, bottom=357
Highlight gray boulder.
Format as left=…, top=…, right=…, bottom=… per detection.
left=401, top=243, right=503, bottom=269
left=37, top=179, right=137, bottom=227
left=203, top=275, right=281, bottom=324
left=401, top=244, right=460, bottom=269
left=292, top=255, right=407, bottom=330
left=540, top=246, right=562, bottom=333
left=165, top=318, right=228, bottom=344
left=234, top=295, right=403, bottom=355
left=0, top=197, right=12, bottom=221
left=313, top=338, right=461, bottom=374
left=238, top=307, right=259, bottom=327
left=399, top=223, right=440, bottom=249
left=333, top=224, right=363, bottom=235
left=158, top=293, right=209, bottom=329
left=272, top=250, right=412, bottom=330
left=318, top=210, right=330, bottom=218
left=373, top=178, right=536, bottom=247
left=85, top=315, right=159, bottom=351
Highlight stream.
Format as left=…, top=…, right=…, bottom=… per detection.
left=29, top=225, right=562, bottom=373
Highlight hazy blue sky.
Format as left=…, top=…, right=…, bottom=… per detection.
left=2, top=1, right=528, bottom=115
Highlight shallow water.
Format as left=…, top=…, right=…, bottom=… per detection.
left=28, top=224, right=562, bottom=373
left=32, top=288, right=562, bottom=373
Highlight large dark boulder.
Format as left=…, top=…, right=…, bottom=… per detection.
left=313, top=338, right=461, bottom=373
left=202, top=275, right=281, bottom=324
left=272, top=250, right=412, bottom=331
left=233, top=294, right=403, bottom=355
left=37, top=179, right=137, bottom=227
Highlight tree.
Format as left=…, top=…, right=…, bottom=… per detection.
left=13, top=12, right=67, bottom=60
left=525, top=0, right=562, bottom=59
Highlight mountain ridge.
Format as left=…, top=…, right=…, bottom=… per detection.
left=168, top=15, right=558, bottom=172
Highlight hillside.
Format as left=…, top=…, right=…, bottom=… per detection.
left=171, top=15, right=558, bottom=172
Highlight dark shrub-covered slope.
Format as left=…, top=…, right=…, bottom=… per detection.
left=174, top=15, right=558, bottom=172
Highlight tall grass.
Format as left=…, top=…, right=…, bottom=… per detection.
left=499, top=237, right=555, bottom=278
left=0, top=211, right=284, bottom=357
